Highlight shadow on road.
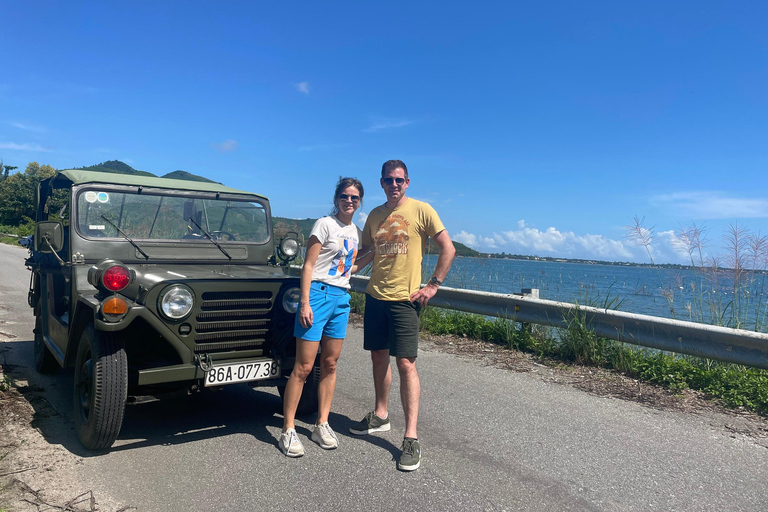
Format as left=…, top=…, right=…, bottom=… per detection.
left=4, top=339, right=400, bottom=461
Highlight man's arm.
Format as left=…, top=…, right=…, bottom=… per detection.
left=351, top=244, right=374, bottom=274
left=410, top=229, right=456, bottom=307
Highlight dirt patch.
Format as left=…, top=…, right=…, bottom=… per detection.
left=0, top=366, right=131, bottom=511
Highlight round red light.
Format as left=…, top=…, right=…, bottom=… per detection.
left=102, top=266, right=131, bottom=291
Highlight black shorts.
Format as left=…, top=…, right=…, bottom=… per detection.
left=363, top=294, right=421, bottom=358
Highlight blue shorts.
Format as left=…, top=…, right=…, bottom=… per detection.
left=293, top=281, right=351, bottom=342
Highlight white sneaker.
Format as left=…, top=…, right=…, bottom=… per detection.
left=311, top=422, right=339, bottom=449
left=279, top=428, right=305, bottom=457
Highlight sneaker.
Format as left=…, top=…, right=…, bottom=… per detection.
left=311, top=422, right=339, bottom=449
left=279, top=428, right=305, bottom=457
left=349, top=411, right=391, bottom=435
left=398, top=438, right=421, bottom=471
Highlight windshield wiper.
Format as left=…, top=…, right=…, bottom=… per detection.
left=100, top=215, right=150, bottom=259
left=188, top=217, right=232, bottom=260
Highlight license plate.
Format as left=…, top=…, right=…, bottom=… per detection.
left=204, top=359, right=280, bottom=387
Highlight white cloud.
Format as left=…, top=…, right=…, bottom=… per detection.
left=454, top=230, right=501, bottom=249
left=0, top=142, right=53, bottom=152
left=295, top=81, right=310, bottom=94
left=651, top=191, right=768, bottom=219
left=453, top=223, right=672, bottom=262
left=363, top=118, right=414, bottom=133
left=10, top=121, right=46, bottom=133
left=356, top=211, right=368, bottom=229
left=211, top=139, right=240, bottom=153
left=657, top=229, right=692, bottom=260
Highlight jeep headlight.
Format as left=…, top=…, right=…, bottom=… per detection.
left=282, top=287, right=300, bottom=314
left=158, top=285, right=194, bottom=320
left=276, top=232, right=300, bottom=264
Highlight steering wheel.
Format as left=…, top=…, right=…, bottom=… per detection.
left=210, top=231, right=236, bottom=241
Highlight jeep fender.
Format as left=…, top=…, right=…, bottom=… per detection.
left=70, top=294, right=194, bottom=367
left=67, top=295, right=100, bottom=367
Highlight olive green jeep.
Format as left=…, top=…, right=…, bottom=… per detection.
left=27, top=170, right=316, bottom=450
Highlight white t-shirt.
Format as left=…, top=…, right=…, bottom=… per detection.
left=308, top=216, right=362, bottom=289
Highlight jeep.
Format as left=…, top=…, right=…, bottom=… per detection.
left=26, top=170, right=317, bottom=450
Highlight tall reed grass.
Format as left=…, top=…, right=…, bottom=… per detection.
left=627, top=217, right=768, bottom=332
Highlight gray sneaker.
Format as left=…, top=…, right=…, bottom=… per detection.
left=349, top=411, right=391, bottom=435
left=279, top=428, right=305, bottom=457
left=311, top=422, right=339, bottom=449
left=398, top=438, right=421, bottom=471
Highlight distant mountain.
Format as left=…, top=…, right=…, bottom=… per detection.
left=161, top=170, right=219, bottom=183
left=273, top=216, right=479, bottom=256
left=273, top=217, right=317, bottom=241
left=427, top=238, right=479, bottom=257
left=79, top=160, right=156, bottom=177
left=78, top=160, right=216, bottom=183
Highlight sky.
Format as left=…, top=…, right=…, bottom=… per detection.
left=1, top=1, right=766, bottom=264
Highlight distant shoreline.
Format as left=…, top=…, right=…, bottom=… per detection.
left=473, top=254, right=696, bottom=270
left=446, top=253, right=766, bottom=274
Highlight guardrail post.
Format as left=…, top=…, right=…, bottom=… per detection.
left=518, top=289, right=539, bottom=336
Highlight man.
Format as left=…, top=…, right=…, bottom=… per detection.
left=349, top=159, right=455, bottom=471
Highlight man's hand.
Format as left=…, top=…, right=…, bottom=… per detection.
left=410, top=283, right=438, bottom=308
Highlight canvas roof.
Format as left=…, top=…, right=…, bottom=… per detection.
left=53, top=169, right=268, bottom=200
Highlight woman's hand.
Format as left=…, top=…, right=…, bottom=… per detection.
left=299, top=302, right=313, bottom=328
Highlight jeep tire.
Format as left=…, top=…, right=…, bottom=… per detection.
left=74, top=324, right=128, bottom=450
left=33, top=314, right=59, bottom=374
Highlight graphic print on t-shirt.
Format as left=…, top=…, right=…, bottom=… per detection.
left=328, top=237, right=358, bottom=277
left=374, top=214, right=410, bottom=258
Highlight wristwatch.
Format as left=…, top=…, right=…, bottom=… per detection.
left=428, top=276, right=442, bottom=287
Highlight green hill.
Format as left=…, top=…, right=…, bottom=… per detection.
left=273, top=217, right=317, bottom=241
left=427, top=238, right=479, bottom=257
left=78, top=161, right=214, bottom=184
left=79, top=160, right=156, bottom=177
left=161, top=170, right=219, bottom=183
left=274, top=216, right=478, bottom=256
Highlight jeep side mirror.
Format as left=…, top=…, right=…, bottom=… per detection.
left=35, top=221, right=64, bottom=253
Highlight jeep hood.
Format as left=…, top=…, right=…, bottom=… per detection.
left=132, top=265, right=292, bottom=288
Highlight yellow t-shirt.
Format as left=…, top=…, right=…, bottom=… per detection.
left=362, top=198, right=446, bottom=301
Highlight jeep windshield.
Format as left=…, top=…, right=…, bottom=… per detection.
left=76, top=188, right=269, bottom=243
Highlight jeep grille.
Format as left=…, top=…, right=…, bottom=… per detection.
left=194, top=290, right=273, bottom=353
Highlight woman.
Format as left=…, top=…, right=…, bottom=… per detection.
left=280, top=177, right=372, bottom=457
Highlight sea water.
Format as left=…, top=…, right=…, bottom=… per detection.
left=423, top=255, right=768, bottom=330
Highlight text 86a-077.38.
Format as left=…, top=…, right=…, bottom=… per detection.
left=205, top=359, right=280, bottom=387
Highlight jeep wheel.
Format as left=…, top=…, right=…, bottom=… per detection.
left=33, top=314, right=59, bottom=374
left=74, top=325, right=128, bottom=450
left=278, top=360, right=320, bottom=416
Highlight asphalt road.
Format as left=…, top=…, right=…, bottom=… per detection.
left=1, top=242, right=767, bottom=511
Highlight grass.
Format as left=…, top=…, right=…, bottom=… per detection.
left=350, top=290, right=768, bottom=416
left=0, top=220, right=34, bottom=247
left=627, top=218, right=768, bottom=332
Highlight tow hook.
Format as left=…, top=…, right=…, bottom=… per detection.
left=195, top=353, right=213, bottom=372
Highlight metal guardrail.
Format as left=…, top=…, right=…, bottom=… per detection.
left=349, top=275, right=768, bottom=370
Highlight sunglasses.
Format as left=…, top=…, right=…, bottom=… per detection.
left=382, top=177, right=406, bottom=185
left=339, top=193, right=360, bottom=202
